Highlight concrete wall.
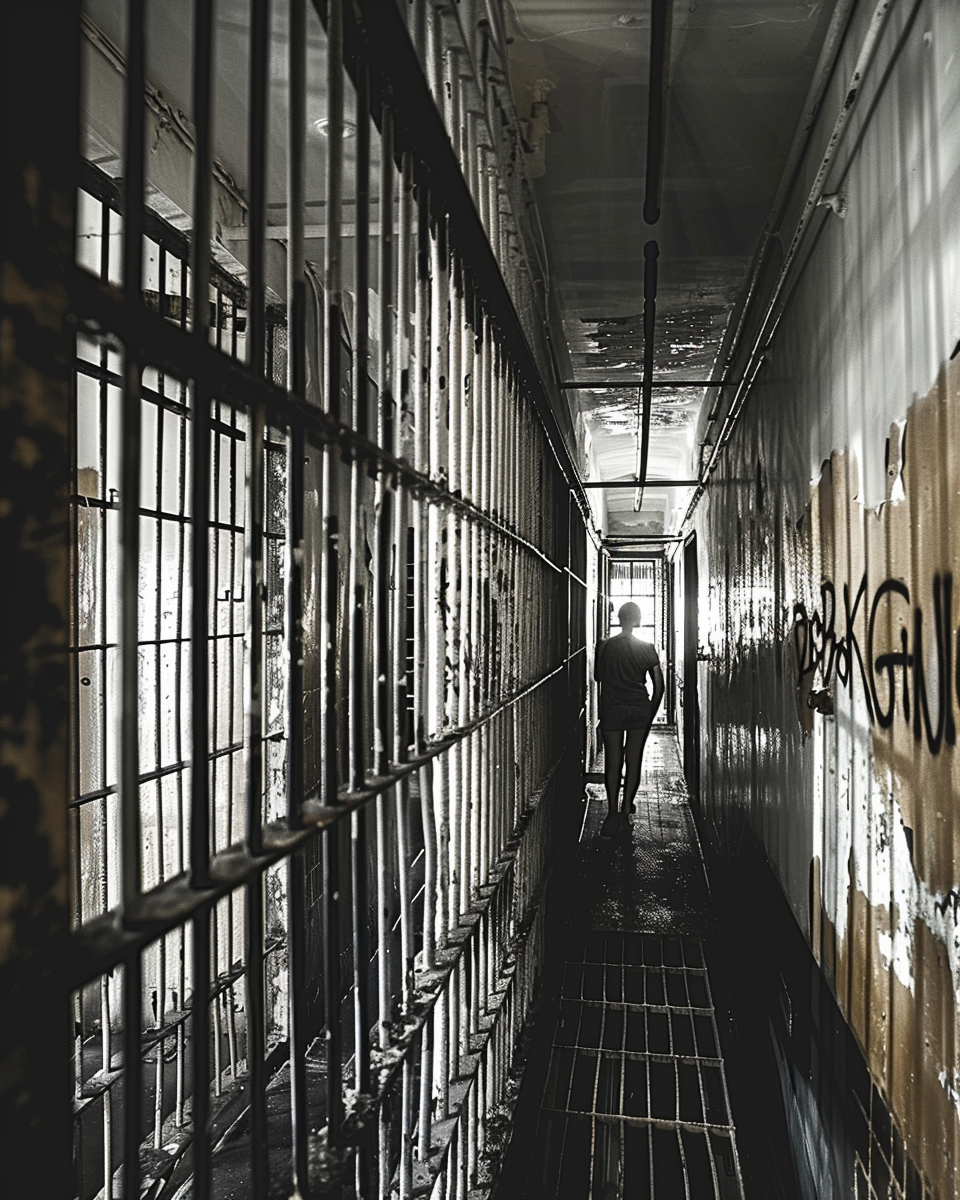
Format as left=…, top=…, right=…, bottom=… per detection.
left=691, top=2, right=960, bottom=1197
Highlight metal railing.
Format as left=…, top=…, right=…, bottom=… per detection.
left=61, top=1, right=589, bottom=1197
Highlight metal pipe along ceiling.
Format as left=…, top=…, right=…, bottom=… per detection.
left=633, top=0, right=672, bottom=516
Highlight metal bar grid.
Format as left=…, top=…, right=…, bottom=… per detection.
left=66, top=2, right=589, bottom=1197
left=530, top=934, right=745, bottom=1200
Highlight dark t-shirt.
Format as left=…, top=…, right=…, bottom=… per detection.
left=594, top=635, right=660, bottom=718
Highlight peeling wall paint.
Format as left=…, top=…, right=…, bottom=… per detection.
left=691, top=3, right=960, bottom=1197
left=1, top=5, right=77, bottom=1187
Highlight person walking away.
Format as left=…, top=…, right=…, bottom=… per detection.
left=594, top=601, right=664, bottom=837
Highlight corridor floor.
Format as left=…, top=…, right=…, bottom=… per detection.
left=511, top=731, right=746, bottom=1199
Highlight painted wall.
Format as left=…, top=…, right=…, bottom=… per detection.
left=692, top=3, right=960, bottom=1197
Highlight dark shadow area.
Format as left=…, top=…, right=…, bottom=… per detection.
left=497, top=732, right=801, bottom=1200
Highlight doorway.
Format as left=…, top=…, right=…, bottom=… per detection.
left=682, top=534, right=700, bottom=803
left=607, top=555, right=672, bottom=726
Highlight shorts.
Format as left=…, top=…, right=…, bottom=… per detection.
left=599, top=703, right=653, bottom=732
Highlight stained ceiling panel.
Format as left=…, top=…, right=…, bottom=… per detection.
left=506, top=0, right=843, bottom=536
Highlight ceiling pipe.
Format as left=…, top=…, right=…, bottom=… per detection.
left=560, top=380, right=735, bottom=389
left=683, top=0, right=897, bottom=528
left=633, top=0, right=672, bottom=514
left=634, top=239, right=659, bottom=512
left=643, top=0, right=673, bottom=225
left=710, top=0, right=859, bottom=397
left=584, top=479, right=700, bottom=489
left=604, top=535, right=685, bottom=544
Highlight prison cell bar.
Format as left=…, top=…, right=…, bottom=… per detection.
left=66, top=1, right=594, bottom=1197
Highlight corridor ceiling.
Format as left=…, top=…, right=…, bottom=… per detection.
left=505, top=0, right=844, bottom=539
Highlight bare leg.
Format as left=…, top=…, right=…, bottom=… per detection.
left=602, top=731, right=625, bottom=826
left=622, top=724, right=651, bottom=814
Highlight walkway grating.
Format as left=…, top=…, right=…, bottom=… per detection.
left=517, top=732, right=746, bottom=1199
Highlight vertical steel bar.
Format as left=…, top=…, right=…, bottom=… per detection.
left=325, top=0, right=344, bottom=421
left=400, top=1054, right=414, bottom=1200
left=396, top=780, right=413, bottom=1010
left=435, top=754, right=449, bottom=953
left=286, top=0, right=311, bottom=1145
left=351, top=807, right=371, bottom=1094
left=417, top=1018, right=433, bottom=1161
left=288, top=854, right=310, bottom=1188
left=119, top=0, right=146, bottom=920
left=189, top=0, right=215, bottom=889
left=192, top=907, right=212, bottom=1200
left=102, top=978, right=114, bottom=1200
left=375, top=792, right=391, bottom=1052
left=466, top=1081, right=477, bottom=1186
left=419, top=761, right=437, bottom=971
left=246, top=405, right=266, bottom=851
left=448, top=741, right=460, bottom=934
left=413, top=171, right=430, bottom=753
left=286, top=416, right=305, bottom=823
left=437, top=967, right=450, bottom=1119
left=323, top=824, right=344, bottom=1144
left=353, top=62, right=371, bottom=440
left=122, top=955, right=143, bottom=1200
left=350, top=65, right=372, bottom=791
left=374, top=106, right=395, bottom=777
left=245, top=2, right=267, bottom=893
left=460, top=734, right=470, bottom=917
left=246, top=875, right=269, bottom=1194
left=212, top=915, right=223, bottom=1098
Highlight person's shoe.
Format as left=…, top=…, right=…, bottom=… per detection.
left=600, top=812, right=620, bottom=838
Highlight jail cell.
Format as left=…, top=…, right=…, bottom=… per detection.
left=65, top=2, right=588, bottom=1198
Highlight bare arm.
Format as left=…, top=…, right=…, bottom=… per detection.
left=593, top=641, right=605, bottom=682
left=650, top=663, right=665, bottom=715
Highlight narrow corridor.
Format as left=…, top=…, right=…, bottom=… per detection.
left=5, top=3, right=960, bottom=1197
left=504, top=733, right=746, bottom=1199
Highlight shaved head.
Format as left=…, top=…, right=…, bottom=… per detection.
left=618, top=602, right=641, bottom=629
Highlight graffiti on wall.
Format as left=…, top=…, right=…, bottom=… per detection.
left=793, top=570, right=958, bottom=752
left=788, top=356, right=960, bottom=1200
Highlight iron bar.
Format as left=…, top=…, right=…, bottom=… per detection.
left=189, top=0, right=215, bottom=889
left=62, top=3, right=596, bottom=1196
left=192, top=907, right=212, bottom=1200
left=289, top=849, right=311, bottom=1185
left=119, top=0, right=146, bottom=920
left=351, top=807, right=371, bottom=1093
left=246, top=875, right=269, bottom=1193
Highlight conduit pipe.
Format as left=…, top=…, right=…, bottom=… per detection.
left=634, top=0, right=672, bottom=512
left=634, top=240, right=659, bottom=512
left=683, top=0, right=897, bottom=526
left=715, top=0, right=859, bottom=388
left=643, top=0, right=673, bottom=225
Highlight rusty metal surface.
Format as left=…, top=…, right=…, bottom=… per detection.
left=687, top=4, right=960, bottom=1196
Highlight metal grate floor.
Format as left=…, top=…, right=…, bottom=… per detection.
left=519, top=733, right=746, bottom=1199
